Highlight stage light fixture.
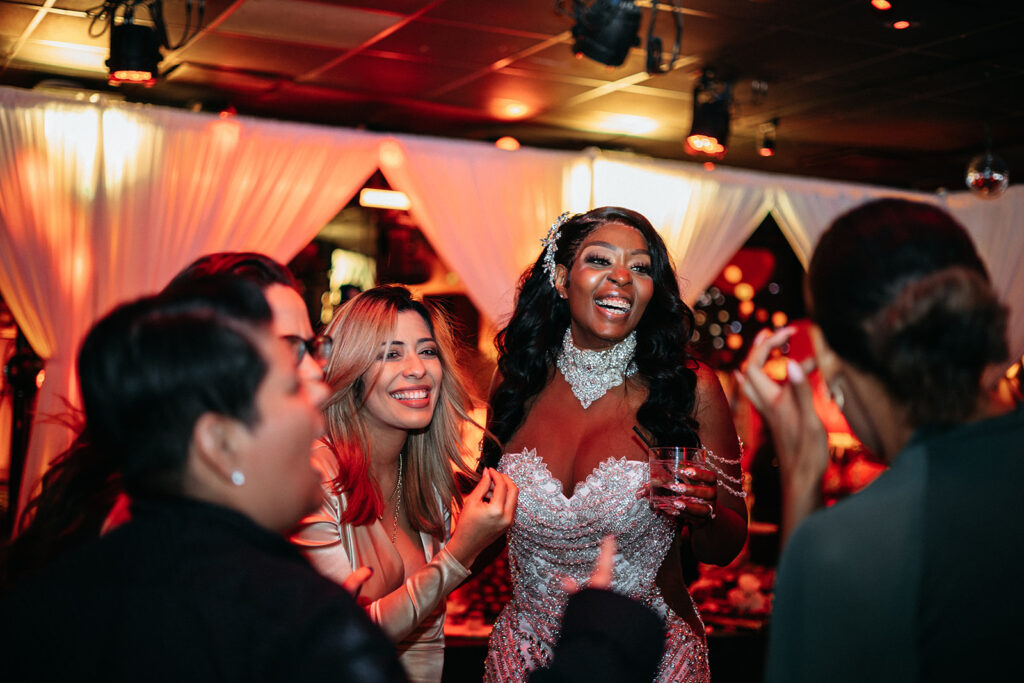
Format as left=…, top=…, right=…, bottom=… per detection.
left=106, top=21, right=161, bottom=86
left=644, top=0, right=683, bottom=75
left=569, top=0, right=642, bottom=67
left=90, top=0, right=204, bottom=87
left=686, top=69, right=733, bottom=158
left=758, top=119, right=778, bottom=157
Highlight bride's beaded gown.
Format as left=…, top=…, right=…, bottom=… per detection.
left=484, top=449, right=710, bottom=682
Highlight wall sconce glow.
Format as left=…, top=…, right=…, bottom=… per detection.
left=891, top=20, right=910, bottom=29
left=871, top=0, right=892, bottom=9
left=495, top=136, right=521, bottom=151
left=596, top=113, right=658, bottom=136
left=359, top=188, right=411, bottom=211
left=494, top=99, right=530, bottom=119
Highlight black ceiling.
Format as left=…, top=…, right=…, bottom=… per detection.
left=3, top=0, right=1024, bottom=191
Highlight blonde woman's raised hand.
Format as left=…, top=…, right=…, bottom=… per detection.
left=445, top=467, right=518, bottom=568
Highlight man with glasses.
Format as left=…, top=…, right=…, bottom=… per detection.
left=168, top=253, right=331, bottom=401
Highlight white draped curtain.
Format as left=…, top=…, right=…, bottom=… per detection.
left=378, top=135, right=580, bottom=326
left=2, top=85, right=1023, bottom=519
left=589, top=153, right=774, bottom=305
left=941, top=186, right=1024, bottom=368
left=0, top=88, right=382, bottom=516
left=769, top=174, right=937, bottom=267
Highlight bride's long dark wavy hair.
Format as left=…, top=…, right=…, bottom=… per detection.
left=480, top=206, right=700, bottom=468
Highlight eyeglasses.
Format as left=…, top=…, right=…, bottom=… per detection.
left=282, top=334, right=333, bottom=367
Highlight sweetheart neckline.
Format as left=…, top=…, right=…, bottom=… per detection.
left=502, top=448, right=646, bottom=502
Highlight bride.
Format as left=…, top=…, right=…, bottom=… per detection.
left=480, top=207, right=748, bottom=681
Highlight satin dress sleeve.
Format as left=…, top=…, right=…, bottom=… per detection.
left=290, top=443, right=469, bottom=683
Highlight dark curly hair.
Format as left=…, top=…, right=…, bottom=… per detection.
left=808, top=198, right=1008, bottom=428
left=480, top=206, right=700, bottom=468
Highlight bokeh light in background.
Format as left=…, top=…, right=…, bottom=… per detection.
left=690, top=215, right=806, bottom=369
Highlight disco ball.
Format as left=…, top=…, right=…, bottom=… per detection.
left=965, top=152, right=1009, bottom=199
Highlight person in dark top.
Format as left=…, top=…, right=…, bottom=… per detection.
left=0, top=278, right=406, bottom=682
left=2, top=252, right=328, bottom=587
left=739, top=198, right=1021, bottom=682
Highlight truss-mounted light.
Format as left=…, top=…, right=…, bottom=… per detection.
left=107, top=21, right=161, bottom=86
left=686, top=69, right=733, bottom=158
left=570, top=0, right=642, bottom=67
left=94, top=0, right=204, bottom=87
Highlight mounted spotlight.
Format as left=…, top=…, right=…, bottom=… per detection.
left=107, top=21, right=161, bottom=86
left=644, top=0, right=683, bottom=75
left=686, top=69, right=733, bottom=158
left=568, top=0, right=642, bottom=67
left=89, top=0, right=205, bottom=87
left=758, top=118, right=778, bottom=157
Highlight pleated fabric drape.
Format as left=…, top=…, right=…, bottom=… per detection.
left=0, top=88, right=381, bottom=517
left=1, top=85, right=1020, bottom=520
left=379, top=135, right=578, bottom=327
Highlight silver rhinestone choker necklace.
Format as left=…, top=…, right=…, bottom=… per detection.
left=556, top=328, right=638, bottom=409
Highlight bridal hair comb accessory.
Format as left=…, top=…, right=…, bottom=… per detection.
left=541, top=212, right=575, bottom=287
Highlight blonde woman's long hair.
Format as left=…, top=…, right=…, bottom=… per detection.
left=320, top=285, right=480, bottom=537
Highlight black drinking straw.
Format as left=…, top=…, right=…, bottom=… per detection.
left=632, top=425, right=654, bottom=450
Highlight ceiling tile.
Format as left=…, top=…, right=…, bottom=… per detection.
left=315, top=52, right=475, bottom=97
left=51, top=0, right=97, bottom=11
left=0, top=3, right=39, bottom=37
left=543, top=89, right=691, bottom=142
left=329, top=0, right=437, bottom=15
left=217, top=0, right=402, bottom=49
left=425, top=0, right=570, bottom=36
left=372, top=19, right=545, bottom=68
left=12, top=39, right=106, bottom=74
left=22, top=13, right=106, bottom=48
left=432, top=70, right=593, bottom=118
left=158, top=0, right=239, bottom=31
left=176, top=33, right=339, bottom=77
left=512, top=42, right=645, bottom=84
left=164, top=62, right=279, bottom=94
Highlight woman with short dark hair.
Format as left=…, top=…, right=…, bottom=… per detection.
left=0, top=279, right=406, bottom=682
left=741, top=198, right=1020, bottom=682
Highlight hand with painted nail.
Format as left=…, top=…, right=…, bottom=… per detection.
left=561, top=535, right=617, bottom=594
left=445, top=467, right=519, bottom=569
left=640, top=462, right=717, bottom=524
left=668, top=465, right=718, bottom=525
left=735, top=326, right=828, bottom=544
